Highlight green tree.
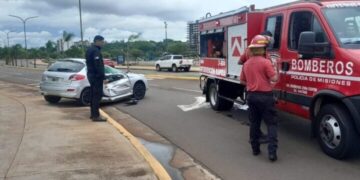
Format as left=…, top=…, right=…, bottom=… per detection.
left=65, top=46, right=82, bottom=58
left=167, top=41, right=189, bottom=55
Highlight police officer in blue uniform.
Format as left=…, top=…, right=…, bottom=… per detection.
left=86, top=35, right=107, bottom=122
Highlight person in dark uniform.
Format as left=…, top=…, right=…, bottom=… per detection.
left=240, top=35, right=279, bottom=162
left=86, top=35, right=107, bottom=122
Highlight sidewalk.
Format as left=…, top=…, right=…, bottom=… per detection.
left=0, top=82, right=158, bottom=180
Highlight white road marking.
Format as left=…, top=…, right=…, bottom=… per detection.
left=172, top=87, right=202, bottom=93
left=178, top=96, right=210, bottom=112
left=234, top=103, right=249, bottom=110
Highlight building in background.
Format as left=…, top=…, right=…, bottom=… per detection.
left=73, top=40, right=91, bottom=48
left=187, top=20, right=200, bottom=56
left=57, top=39, right=78, bottom=52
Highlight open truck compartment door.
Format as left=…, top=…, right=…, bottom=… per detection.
left=227, top=24, right=247, bottom=78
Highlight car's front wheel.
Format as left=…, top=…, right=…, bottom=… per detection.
left=44, top=95, right=61, bottom=104
left=78, top=88, right=91, bottom=106
left=133, top=81, right=146, bottom=100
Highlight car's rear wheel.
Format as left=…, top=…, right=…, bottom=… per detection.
left=44, top=96, right=61, bottom=104
left=78, top=88, right=91, bottom=106
left=172, top=64, right=178, bottom=72
left=184, top=66, right=191, bottom=72
left=133, top=81, right=146, bottom=100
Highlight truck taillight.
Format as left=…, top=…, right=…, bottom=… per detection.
left=180, top=60, right=183, bottom=64
left=69, top=74, right=85, bottom=81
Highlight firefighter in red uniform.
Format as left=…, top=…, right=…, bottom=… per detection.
left=240, top=35, right=279, bottom=162
left=240, top=31, right=274, bottom=144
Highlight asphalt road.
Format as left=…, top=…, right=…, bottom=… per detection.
left=1, top=65, right=360, bottom=180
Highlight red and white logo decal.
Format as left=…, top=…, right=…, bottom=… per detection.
left=231, top=36, right=242, bottom=57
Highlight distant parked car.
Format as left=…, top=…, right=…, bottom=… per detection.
left=40, top=58, right=148, bottom=105
left=155, top=55, right=193, bottom=72
left=104, top=59, right=116, bottom=68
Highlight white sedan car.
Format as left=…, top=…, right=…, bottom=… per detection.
left=40, top=58, right=148, bottom=105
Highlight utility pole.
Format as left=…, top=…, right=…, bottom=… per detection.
left=6, top=31, right=10, bottom=47
left=78, top=0, right=84, bottom=53
left=6, top=31, right=11, bottom=66
left=9, top=15, right=38, bottom=67
left=164, top=21, right=168, bottom=52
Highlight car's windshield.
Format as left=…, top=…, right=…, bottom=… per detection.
left=105, top=66, right=123, bottom=74
left=323, top=6, right=360, bottom=48
left=48, top=60, right=85, bottom=72
left=173, top=56, right=183, bottom=59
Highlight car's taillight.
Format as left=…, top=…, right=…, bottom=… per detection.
left=69, top=74, right=85, bottom=81
left=179, top=60, right=183, bottom=64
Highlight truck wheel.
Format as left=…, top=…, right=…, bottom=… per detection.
left=316, top=104, right=359, bottom=159
left=44, top=95, right=61, bottom=104
left=78, top=88, right=91, bottom=106
left=172, top=64, right=178, bottom=72
left=208, top=83, right=234, bottom=111
left=156, top=65, right=161, bottom=72
left=184, top=66, right=191, bottom=72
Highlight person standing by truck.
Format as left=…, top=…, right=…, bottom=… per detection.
left=86, top=35, right=107, bottom=122
left=240, top=35, right=279, bottom=161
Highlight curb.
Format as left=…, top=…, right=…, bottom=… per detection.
left=2, top=65, right=45, bottom=71
left=100, top=109, right=172, bottom=180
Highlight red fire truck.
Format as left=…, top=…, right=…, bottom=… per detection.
left=199, top=0, right=360, bottom=159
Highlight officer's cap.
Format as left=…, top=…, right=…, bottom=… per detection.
left=93, top=35, right=104, bottom=42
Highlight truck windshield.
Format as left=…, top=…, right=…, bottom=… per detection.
left=324, top=7, right=360, bottom=48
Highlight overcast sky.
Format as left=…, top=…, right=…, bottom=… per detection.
left=0, top=0, right=294, bottom=48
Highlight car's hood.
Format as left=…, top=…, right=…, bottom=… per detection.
left=127, top=73, right=145, bottom=78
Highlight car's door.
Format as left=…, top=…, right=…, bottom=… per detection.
left=103, top=66, right=132, bottom=97
left=163, top=55, right=172, bottom=68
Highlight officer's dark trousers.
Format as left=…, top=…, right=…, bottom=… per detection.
left=88, top=78, right=103, bottom=118
left=247, top=92, right=278, bottom=154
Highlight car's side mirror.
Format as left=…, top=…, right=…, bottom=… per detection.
left=298, top=31, right=333, bottom=59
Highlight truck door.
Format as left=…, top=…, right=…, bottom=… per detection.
left=281, top=10, right=330, bottom=116
left=263, top=14, right=285, bottom=102
left=227, top=24, right=247, bottom=77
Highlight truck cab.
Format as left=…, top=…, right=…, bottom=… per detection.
left=199, top=0, right=360, bottom=159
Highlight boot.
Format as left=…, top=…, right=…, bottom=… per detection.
left=269, top=152, right=277, bottom=162
left=91, top=116, right=107, bottom=122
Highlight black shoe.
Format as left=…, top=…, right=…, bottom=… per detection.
left=253, top=149, right=261, bottom=156
left=269, top=153, right=277, bottom=162
left=91, top=116, right=107, bottom=122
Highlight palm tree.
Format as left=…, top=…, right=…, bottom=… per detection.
left=62, top=31, right=75, bottom=50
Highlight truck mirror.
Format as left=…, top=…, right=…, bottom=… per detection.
left=298, top=31, right=316, bottom=59
left=298, top=31, right=333, bottom=59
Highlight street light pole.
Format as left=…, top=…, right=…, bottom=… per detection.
left=78, top=0, right=84, bottom=52
left=9, top=15, right=38, bottom=67
left=6, top=31, right=10, bottom=47
left=164, top=21, right=168, bottom=52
